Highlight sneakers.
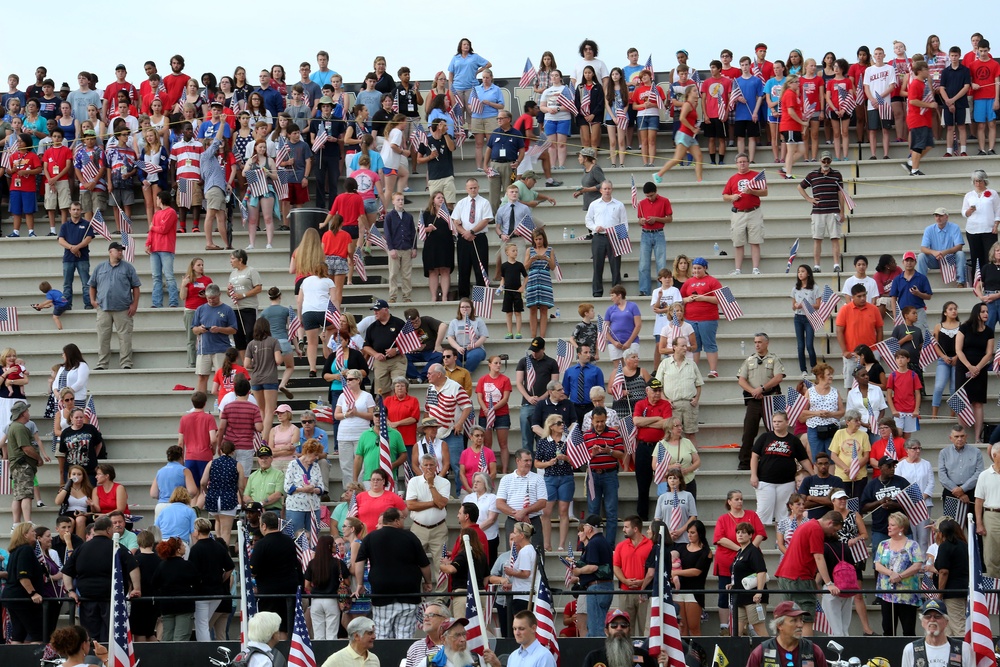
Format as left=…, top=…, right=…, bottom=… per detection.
left=707, top=370, right=719, bottom=378
left=910, top=170, right=925, bottom=176
left=28, top=231, right=37, bottom=237
left=901, top=162, right=912, bottom=173
left=943, top=152, right=953, bottom=157
left=752, top=268, right=762, bottom=275
left=961, top=151, right=969, bottom=157
left=545, top=179, right=563, bottom=187
left=729, top=269, right=742, bottom=275
left=245, top=244, right=254, bottom=250
left=978, top=150, right=988, bottom=156
left=6, top=231, right=18, bottom=238
left=653, top=174, right=663, bottom=184
left=833, top=263, right=842, bottom=273
left=813, top=265, right=822, bottom=273
left=504, top=333, right=513, bottom=339
left=514, top=333, right=523, bottom=339
left=991, top=149, right=997, bottom=155
left=265, top=243, right=273, bottom=249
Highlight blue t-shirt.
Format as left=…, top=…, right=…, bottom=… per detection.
left=297, top=428, right=329, bottom=454
left=46, top=289, right=67, bottom=308
left=309, top=70, right=338, bottom=87
left=605, top=301, right=643, bottom=345
left=58, top=219, right=96, bottom=262
left=733, top=77, right=764, bottom=121
left=764, top=77, right=787, bottom=117
left=192, top=302, right=238, bottom=355
left=347, top=149, right=384, bottom=174
left=448, top=53, right=489, bottom=91
left=428, top=109, right=455, bottom=137
left=623, top=65, right=645, bottom=91
left=473, top=84, right=503, bottom=119
left=889, top=271, right=933, bottom=311
left=197, top=120, right=232, bottom=140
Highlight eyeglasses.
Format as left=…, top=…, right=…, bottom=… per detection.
left=424, top=613, right=448, bottom=619
left=785, top=653, right=795, bottom=666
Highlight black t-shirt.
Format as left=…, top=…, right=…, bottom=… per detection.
left=364, top=315, right=407, bottom=354
left=322, top=347, right=370, bottom=392
left=61, top=535, right=138, bottom=601
left=531, top=398, right=576, bottom=432
left=583, top=646, right=657, bottom=667
left=859, top=473, right=911, bottom=533
left=515, top=353, right=560, bottom=404
left=395, top=85, right=421, bottom=118
left=933, top=539, right=969, bottom=598
left=134, top=552, right=160, bottom=601
left=411, top=316, right=444, bottom=354
left=797, top=474, right=845, bottom=520
left=189, top=536, right=235, bottom=595
left=52, top=533, right=84, bottom=563
left=672, top=542, right=710, bottom=593
left=305, top=556, right=350, bottom=595
left=249, top=532, right=303, bottom=594
left=500, top=261, right=527, bottom=291
left=374, top=73, right=396, bottom=95
left=418, top=135, right=454, bottom=180
left=59, top=424, right=104, bottom=478
left=752, top=431, right=809, bottom=484
left=730, top=543, right=768, bottom=607
left=940, top=65, right=972, bottom=104
left=309, top=117, right=346, bottom=161
left=152, top=557, right=201, bottom=614
left=1, top=544, right=45, bottom=599
left=357, top=526, right=430, bottom=606
left=579, top=532, right=613, bottom=586
left=371, top=109, right=393, bottom=137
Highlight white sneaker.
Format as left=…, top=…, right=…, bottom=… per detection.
left=266, top=243, right=273, bottom=249
left=813, top=265, right=822, bottom=273
left=752, top=268, right=762, bottom=275
left=833, top=263, right=842, bottom=273
left=245, top=244, right=254, bottom=250
left=729, top=269, right=742, bottom=275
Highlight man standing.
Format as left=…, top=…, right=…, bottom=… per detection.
left=406, top=454, right=451, bottom=589
left=975, top=443, right=1000, bottom=577
left=450, top=178, right=494, bottom=299
left=731, top=58, right=765, bottom=162
left=102, top=65, right=135, bottom=121
left=485, top=111, right=525, bottom=214
left=161, top=55, right=190, bottom=111
left=939, top=425, right=983, bottom=508
left=889, top=251, right=933, bottom=332
left=7, top=401, right=42, bottom=527
left=632, top=379, right=672, bottom=521
left=735, top=332, right=786, bottom=471
left=169, top=122, right=203, bottom=234
left=797, top=452, right=845, bottom=520
left=722, top=153, right=768, bottom=275
left=940, top=47, right=972, bottom=157
left=88, top=242, right=140, bottom=370
left=900, top=600, right=975, bottom=667
left=797, top=151, right=846, bottom=273
left=745, top=601, right=828, bottom=667
left=562, top=344, right=605, bottom=424
left=612, top=518, right=653, bottom=636
left=970, top=39, right=1000, bottom=155
left=860, top=457, right=911, bottom=549
left=585, top=180, right=628, bottom=298
left=310, top=96, right=346, bottom=210
left=635, top=182, right=673, bottom=297
left=424, top=362, right=472, bottom=484
left=199, top=131, right=229, bottom=250
left=531, top=381, right=576, bottom=438
left=581, top=608, right=656, bottom=667
left=403, top=307, right=446, bottom=384
left=515, top=337, right=561, bottom=452
left=191, top=284, right=237, bottom=394
left=242, top=446, right=284, bottom=513
left=67, top=72, right=101, bottom=123
left=355, top=507, right=432, bottom=639
left=655, top=337, right=704, bottom=444
left=836, top=284, right=884, bottom=388
left=216, top=377, right=264, bottom=474
left=482, top=611, right=556, bottom=667
left=256, top=70, right=284, bottom=121
left=572, top=515, right=615, bottom=637
left=918, top=208, right=966, bottom=288
left=584, top=407, right=624, bottom=530
left=250, top=511, right=302, bottom=637
left=73, top=130, right=107, bottom=223
left=363, top=299, right=408, bottom=396
left=310, top=51, right=337, bottom=87
left=495, top=449, right=547, bottom=548
left=773, top=511, right=844, bottom=636
left=404, top=601, right=449, bottom=667
left=353, top=407, right=407, bottom=487
left=57, top=202, right=95, bottom=310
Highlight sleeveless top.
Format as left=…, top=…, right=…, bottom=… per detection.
left=205, top=455, right=239, bottom=512
left=836, top=510, right=860, bottom=542
left=96, top=483, right=122, bottom=513
left=612, top=368, right=648, bottom=416
left=66, top=492, right=89, bottom=514
left=936, top=324, right=960, bottom=358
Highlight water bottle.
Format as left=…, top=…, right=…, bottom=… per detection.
left=569, top=228, right=575, bottom=239
left=713, top=242, right=720, bottom=256
left=562, top=227, right=568, bottom=240
left=756, top=603, right=765, bottom=620
left=740, top=340, right=746, bottom=356
left=555, top=307, right=561, bottom=318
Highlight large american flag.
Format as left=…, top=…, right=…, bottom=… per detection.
left=533, top=578, right=560, bottom=663
left=596, top=314, right=608, bottom=351
left=246, top=170, right=268, bottom=198
left=111, top=538, right=135, bottom=667
left=556, top=339, right=574, bottom=374
left=90, top=210, right=113, bottom=241
left=895, top=482, right=929, bottom=525
left=713, top=286, right=744, bottom=321
left=289, top=589, right=316, bottom=667
left=471, top=285, right=493, bottom=320
left=376, top=397, right=395, bottom=492
left=0, top=307, right=18, bottom=332
left=513, top=215, right=535, bottom=242
left=648, top=547, right=685, bottom=667
left=609, top=222, right=632, bottom=257
left=394, top=320, right=422, bottom=354
left=872, top=337, right=901, bottom=373
left=519, top=58, right=537, bottom=89
left=949, top=388, right=976, bottom=428
left=968, top=515, right=999, bottom=667
left=762, top=393, right=786, bottom=426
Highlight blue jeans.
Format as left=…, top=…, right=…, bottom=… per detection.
left=793, top=313, right=817, bottom=373
left=807, top=426, right=835, bottom=460
left=638, top=229, right=668, bottom=295
left=932, top=358, right=956, bottom=408
left=872, top=531, right=888, bottom=555
left=285, top=508, right=319, bottom=535
left=406, top=350, right=443, bottom=382
left=586, top=471, right=619, bottom=532
left=988, top=297, right=1000, bottom=331
left=150, top=251, right=179, bottom=308
left=585, top=580, right=615, bottom=637
left=62, top=259, right=91, bottom=309
left=445, top=432, right=464, bottom=495
left=459, top=347, right=487, bottom=375
left=916, top=251, right=966, bottom=283
left=328, top=388, right=342, bottom=447
left=519, top=403, right=537, bottom=453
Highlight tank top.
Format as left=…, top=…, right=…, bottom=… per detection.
left=66, top=492, right=89, bottom=514
left=96, top=483, right=122, bottom=513
left=936, top=324, right=960, bottom=357
left=612, top=369, right=648, bottom=416
left=678, top=107, right=698, bottom=137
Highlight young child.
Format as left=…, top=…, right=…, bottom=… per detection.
left=573, top=304, right=599, bottom=361
left=383, top=192, right=416, bottom=303
left=499, top=243, right=526, bottom=339
left=885, top=349, right=922, bottom=439
left=651, top=268, right=683, bottom=369
left=33, top=280, right=69, bottom=329
left=657, top=303, right=696, bottom=360
left=891, top=305, right=925, bottom=384
left=671, top=549, right=682, bottom=590
left=42, top=126, right=72, bottom=233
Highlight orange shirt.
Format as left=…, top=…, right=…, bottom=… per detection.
left=321, top=229, right=351, bottom=258
left=835, top=301, right=884, bottom=351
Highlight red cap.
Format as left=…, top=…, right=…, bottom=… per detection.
left=903, top=251, right=917, bottom=261
left=605, top=608, right=630, bottom=625
left=773, top=601, right=808, bottom=618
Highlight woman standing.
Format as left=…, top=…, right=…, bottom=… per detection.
left=242, top=141, right=279, bottom=249
left=269, top=404, right=300, bottom=470
left=502, top=522, right=540, bottom=625
left=845, top=366, right=888, bottom=436
left=524, top=229, right=556, bottom=339
left=438, top=529, right=490, bottom=616
left=799, top=59, right=824, bottom=162
left=297, top=267, right=336, bottom=379
left=830, top=488, right=877, bottom=635
left=672, top=520, right=711, bottom=637
left=259, top=288, right=295, bottom=397
left=653, top=87, right=704, bottom=183
left=956, top=303, right=994, bottom=440
left=152, top=537, right=200, bottom=641
left=604, top=285, right=642, bottom=361
left=680, top=258, right=722, bottom=377
left=931, top=301, right=961, bottom=417
left=764, top=61, right=788, bottom=163
left=932, top=518, right=970, bottom=636
left=534, top=415, right=574, bottom=552
left=896, top=439, right=934, bottom=551
left=54, top=465, right=93, bottom=537
left=463, top=472, right=500, bottom=564
left=653, top=420, right=701, bottom=497
left=539, top=70, right=573, bottom=169
left=963, top=170, right=1000, bottom=274
left=829, top=410, right=872, bottom=499
left=605, top=68, right=629, bottom=167
left=334, top=370, right=376, bottom=484
left=181, top=259, right=211, bottom=369
left=92, top=463, right=127, bottom=514
left=728, top=522, right=769, bottom=637
left=575, top=66, right=605, bottom=150
left=154, top=488, right=197, bottom=547
left=305, top=535, right=350, bottom=640
left=245, top=319, right=283, bottom=439
left=874, top=512, right=925, bottom=636
left=2, top=524, right=46, bottom=643
left=446, top=299, right=489, bottom=374
left=631, top=69, right=663, bottom=167
left=284, top=439, right=325, bottom=534
left=775, top=494, right=807, bottom=556
left=425, top=72, right=454, bottom=116
left=354, top=468, right=406, bottom=534
left=801, top=363, right=844, bottom=459
left=458, top=427, right=497, bottom=497
left=322, top=334, right=367, bottom=446
left=778, top=76, right=805, bottom=178
left=975, top=243, right=1000, bottom=331
left=421, top=192, right=455, bottom=301
left=826, top=59, right=855, bottom=161
left=653, top=467, right=698, bottom=541
left=791, top=265, right=821, bottom=376
left=200, top=440, right=245, bottom=547
left=448, top=39, right=490, bottom=120
left=139, top=127, right=169, bottom=225
left=342, top=517, right=372, bottom=626
left=476, top=356, right=512, bottom=472
left=228, top=249, right=263, bottom=362
left=52, top=343, right=90, bottom=413
left=712, top=490, right=766, bottom=635
left=609, top=350, right=650, bottom=419
left=378, top=115, right=412, bottom=206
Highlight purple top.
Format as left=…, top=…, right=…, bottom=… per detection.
left=605, top=301, right=642, bottom=345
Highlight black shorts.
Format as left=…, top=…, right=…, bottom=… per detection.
left=344, top=224, right=360, bottom=239
left=733, top=120, right=760, bottom=138
left=910, top=126, right=935, bottom=152
left=702, top=118, right=727, bottom=138
left=781, top=130, right=803, bottom=144
left=628, top=104, right=639, bottom=128
left=233, top=308, right=257, bottom=350
left=943, top=105, right=968, bottom=126
left=866, top=109, right=894, bottom=130
left=294, top=274, right=306, bottom=295
left=502, top=291, right=524, bottom=313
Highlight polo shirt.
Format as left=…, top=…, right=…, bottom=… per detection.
left=975, top=465, right=1000, bottom=509
left=486, top=127, right=524, bottom=162
left=633, top=398, right=672, bottom=443
left=321, top=644, right=381, bottom=667
left=244, top=466, right=284, bottom=509
left=444, top=366, right=473, bottom=396
left=364, top=315, right=407, bottom=354
left=774, top=518, right=825, bottom=581
left=383, top=394, right=420, bottom=445
left=835, top=301, right=883, bottom=351
left=889, top=271, right=933, bottom=311
left=636, top=195, right=673, bottom=231
left=472, top=84, right=504, bottom=119
left=496, top=471, right=546, bottom=518
left=192, top=302, right=237, bottom=355
left=583, top=428, right=623, bottom=471
left=531, top=398, right=576, bottom=432
left=58, top=219, right=95, bottom=262
left=88, top=260, right=141, bottom=312
left=920, top=222, right=964, bottom=252
left=298, top=428, right=329, bottom=454
left=799, top=169, right=843, bottom=214
left=355, top=427, right=406, bottom=481
left=612, top=535, right=653, bottom=590
left=405, top=474, right=451, bottom=526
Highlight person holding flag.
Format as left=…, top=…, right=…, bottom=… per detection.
left=862, top=47, right=897, bottom=161
left=917, top=208, right=966, bottom=288
left=585, top=181, right=628, bottom=298
left=699, top=60, right=734, bottom=166
left=539, top=69, right=574, bottom=170
left=722, top=153, right=768, bottom=276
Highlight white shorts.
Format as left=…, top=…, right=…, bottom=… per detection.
left=811, top=213, right=842, bottom=240
left=607, top=341, right=640, bottom=362
left=894, top=413, right=920, bottom=433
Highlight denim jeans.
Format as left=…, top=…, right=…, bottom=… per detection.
left=459, top=347, right=487, bottom=375
left=586, top=471, right=619, bottom=531
left=793, top=313, right=817, bottom=372
left=932, top=358, right=956, bottom=408
left=638, top=229, right=668, bottom=295
left=807, top=426, right=835, bottom=460
left=916, top=250, right=966, bottom=283
left=988, top=297, right=1000, bottom=331
left=444, top=432, right=464, bottom=495
left=519, top=403, right=537, bottom=453
left=62, top=259, right=91, bottom=309
left=286, top=508, right=319, bottom=535
left=150, top=251, right=179, bottom=307
left=585, top=580, right=615, bottom=637
left=406, top=350, right=443, bottom=382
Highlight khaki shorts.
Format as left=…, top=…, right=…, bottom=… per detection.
left=731, top=207, right=765, bottom=246
left=470, top=117, right=499, bottom=136
left=196, top=352, right=227, bottom=376
left=373, top=355, right=407, bottom=396
left=777, top=576, right=817, bottom=618
left=81, top=190, right=108, bottom=215
left=11, top=462, right=36, bottom=501
left=811, top=213, right=842, bottom=240
left=45, top=180, right=72, bottom=209
left=738, top=602, right=766, bottom=627
left=427, top=176, right=457, bottom=204
left=670, top=398, right=699, bottom=433
left=204, top=186, right=227, bottom=211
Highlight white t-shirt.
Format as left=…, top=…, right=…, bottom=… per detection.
left=335, top=390, right=376, bottom=442
left=651, top=286, right=683, bottom=333
left=842, top=276, right=879, bottom=305
left=863, top=64, right=896, bottom=109
left=659, top=322, right=695, bottom=361
left=573, top=58, right=609, bottom=86
left=511, top=543, right=541, bottom=600
left=299, top=275, right=335, bottom=313
left=900, top=639, right=975, bottom=667
left=463, top=491, right=500, bottom=540
left=539, top=86, right=572, bottom=122
left=379, top=127, right=404, bottom=170
left=218, top=392, right=258, bottom=413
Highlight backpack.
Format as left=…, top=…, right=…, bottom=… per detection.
left=234, top=644, right=287, bottom=667
left=830, top=542, right=858, bottom=597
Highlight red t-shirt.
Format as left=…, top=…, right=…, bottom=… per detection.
left=476, top=373, right=512, bottom=417
left=886, top=369, right=922, bottom=412
left=321, top=229, right=351, bottom=258
left=869, top=437, right=908, bottom=478
left=847, top=64, right=868, bottom=100
left=907, top=78, right=933, bottom=129
left=356, top=490, right=406, bottom=533
left=513, top=113, right=535, bottom=148
left=722, top=170, right=763, bottom=210
left=184, top=275, right=212, bottom=310
left=9, top=151, right=41, bottom=192
left=162, top=72, right=191, bottom=110
left=680, top=275, right=723, bottom=322
left=178, top=410, right=218, bottom=462
left=636, top=194, right=673, bottom=231
left=384, top=393, right=421, bottom=445
left=214, top=365, right=250, bottom=402
left=632, top=398, right=672, bottom=443
left=721, top=67, right=742, bottom=80
left=43, top=146, right=73, bottom=181
left=774, top=518, right=825, bottom=580
left=970, top=58, right=1000, bottom=100
left=779, top=89, right=803, bottom=131
left=754, top=60, right=775, bottom=81
left=889, top=58, right=912, bottom=89
left=799, top=76, right=823, bottom=115
left=826, top=77, right=855, bottom=113
left=700, top=77, right=732, bottom=120
left=874, top=267, right=902, bottom=295
left=713, top=510, right=766, bottom=577
left=104, top=81, right=137, bottom=107
left=329, top=192, right=365, bottom=229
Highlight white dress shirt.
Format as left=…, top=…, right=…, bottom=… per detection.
left=585, top=197, right=628, bottom=234
left=451, top=195, right=494, bottom=233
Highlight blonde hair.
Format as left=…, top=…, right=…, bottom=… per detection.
left=295, top=228, right=326, bottom=277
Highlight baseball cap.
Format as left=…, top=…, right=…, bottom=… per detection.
left=275, top=404, right=292, bottom=414
left=830, top=489, right=848, bottom=501
left=210, top=100, right=223, bottom=108
left=903, top=251, right=917, bottom=261
left=578, top=147, right=596, bottom=158
left=583, top=514, right=603, bottom=528
left=647, top=378, right=664, bottom=390
left=529, top=337, right=545, bottom=351
left=820, top=151, right=832, bottom=161
left=108, top=242, right=124, bottom=250
left=83, top=129, right=96, bottom=137
left=115, top=64, right=127, bottom=71
left=256, top=445, right=274, bottom=458
left=934, top=207, right=948, bottom=216
left=244, top=502, right=264, bottom=512
left=403, top=307, right=420, bottom=320
left=605, top=608, right=630, bottom=625
left=440, top=617, right=469, bottom=634
left=371, top=299, right=390, bottom=310
left=878, top=456, right=898, bottom=466
left=920, top=599, right=947, bottom=616
left=521, top=170, right=537, bottom=180
left=772, top=601, right=807, bottom=618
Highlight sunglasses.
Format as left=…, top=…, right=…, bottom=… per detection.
left=609, top=622, right=630, bottom=629
left=301, top=420, right=315, bottom=424
left=553, top=421, right=564, bottom=426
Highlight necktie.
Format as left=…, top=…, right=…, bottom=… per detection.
left=576, top=367, right=586, bottom=403
left=469, top=198, right=476, bottom=228
left=426, top=437, right=436, bottom=459
left=673, top=490, right=679, bottom=508
left=509, top=205, right=515, bottom=236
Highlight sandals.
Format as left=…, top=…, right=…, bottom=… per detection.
left=205, top=244, right=223, bottom=251
left=279, top=386, right=295, bottom=399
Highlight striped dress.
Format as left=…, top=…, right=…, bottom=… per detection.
left=525, top=248, right=555, bottom=308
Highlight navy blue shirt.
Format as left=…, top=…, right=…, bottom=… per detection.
left=859, top=473, right=911, bottom=534
left=309, top=117, right=346, bottom=161
left=58, top=218, right=96, bottom=262
left=940, top=65, right=972, bottom=105
left=487, top=127, right=525, bottom=163
left=579, top=531, right=614, bottom=586
left=255, top=86, right=284, bottom=121
left=889, top=270, right=933, bottom=311
left=384, top=209, right=416, bottom=251
left=797, top=474, right=845, bottom=520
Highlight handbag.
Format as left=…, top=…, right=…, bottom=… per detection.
left=814, top=422, right=839, bottom=439
left=831, top=543, right=858, bottom=597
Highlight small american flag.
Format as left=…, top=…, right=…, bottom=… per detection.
left=394, top=320, right=422, bottom=354
left=468, top=88, right=484, bottom=115
left=849, top=438, right=863, bottom=480
left=239, top=198, right=249, bottom=226
left=949, top=388, right=976, bottom=428
left=0, top=461, right=10, bottom=495
left=762, top=393, right=787, bottom=425
left=120, top=231, right=134, bottom=263
left=519, top=58, right=537, bottom=89
left=785, top=384, right=810, bottom=426
left=375, top=399, right=395, bottom=494
left=620, top=414, right=637, bottom=456
left=346, top=491, right=359, bottom=518
left=596, top=315, right=608, bottom=351
left=630, top=174, right=639, bottom=210
left=409, top=123, right=427, bottom=152
left=872, top=337, right=901, bottom=373
left=289, top=589, right=316, bottom=667
left=943, top=495, right=968, bottom=521
left=919, top=332, right=939, bottom=370
left=848, top=536, right=869, bottom=565
left=813, top=600, right=832, bottom=635
left=142, top=159, right=162, bottom=174
left=716, top=88, right=729, bottom=123
left=554, top=86, right=577, bottom=115
left=0, top=147, right=12, bottom=170
left=246, top=170, right=268, bottom=198
left=646, top=84, right=663, bottom=110
left=885, top=434, right=898, bottom=461
left=485, top=393, right=496, bottom=430
left=288, top=307, right=303, bottom=342
left=513, top=216, right=535, bottom=242
left=111, top=538, right=136, bottom=667
left=974, top=260, right=983, bottom=293
left=816, top=285, right=840, bottom=322
left=472, top=285, right=493, bottom=320
left=366, top=225, right=388, bottom=252
left=713, top=286, right=744, bottom=321
left=84, top=395, right=100, bottom=431
left=311, top=125, right=328, bottom=153
left=81, top=161, right=100, bottom=184
left=994, top=341, right=1000, bottom=373
left=324, top=301, right=342, bottom=329
left=436, top=544, right=450, bottom=589
left=524, top=352, right=536, bottom=389
left=353, top=246, right=367, bottom=282
left=940, top=253, right=959, bottom=284
left=895, top=482, right=929, bottom=525
left=177, top=177, right=195, bottom=209
left=556, top=339, right=574, bottom=374
left=436, top=204, right=454, bottom=235
left=526, top=136, right=551, bottom=159
left=785, top=238, right=799, bottom=273
left=751, top=62, right=765, bottom=83
left=553, top=258, right=563, bottom=282
left=566, top=423, right=589, bottom=469
left=872, top=90, right=893, bottom=121
left=609, top=222, right=632, bottom=257
left=644, top=55, right=654, bottom=73
left=653, top=446, right=673, bottom=485
left=581, top=87, right=591, bottom=116
left=729, top=84, right=746, bottom=111
left=609, top=361, right=626, bottom=399
left=748, top=170, right=766, bottom=189
left=484, top=165, right=498, bottom=178
left=837, top=84, right=857, bottom=114
left=615, top=103, right=628, bottom=130
left=88, top=210, right=111, bottom=241
left=563, top=545, right=576, bottom=588
left=275, top=143, right=290, bottom=167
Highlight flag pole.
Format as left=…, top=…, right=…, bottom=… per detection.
left=238, top=519, right=249, bottom=643
left=464, top=534, right=489, bottom=654
left=658, top=523, right=666, bottom=628
left=527, top=546, right=540, bottom=611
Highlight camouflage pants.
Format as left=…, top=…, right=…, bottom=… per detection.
left=11, top=462, right=36, bottom=501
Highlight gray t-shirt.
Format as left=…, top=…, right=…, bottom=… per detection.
left=581, top=165, right=606, bottom=211
left=228, top=266, right=263, bottom=310
left=791, top=285, right=821, bottom=315
left=245, top=337, right=280, bottom=385
left=67, top=89, right=101, bottom=124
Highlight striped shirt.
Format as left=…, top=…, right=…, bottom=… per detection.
left=405, top=636, right=442, bottom=667
left=798, top=168, right=843, bottom=214
left=170, top=139, right=204, bottom=180
left=583, top=428, right=624, bottom=471
left=426, top=378, right=473, bottom=440
left=220, top=400, right=262, bottom=450
left=496, top=470, right=546, bottom=518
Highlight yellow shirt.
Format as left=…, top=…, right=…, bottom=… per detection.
left=829, top=428, right=872, bottom=482
left=321, top=645, right=381, bottom=667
